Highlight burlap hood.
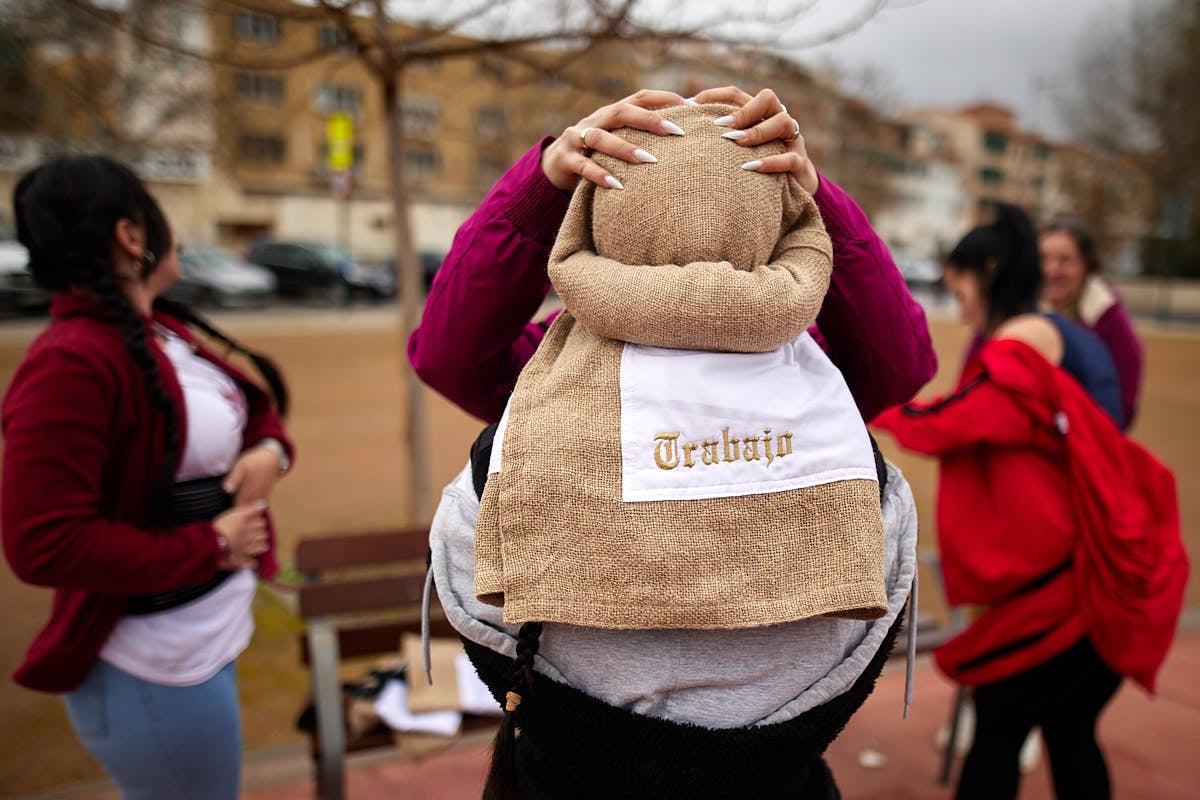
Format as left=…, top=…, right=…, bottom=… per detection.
left=549, top=103, right=833, bottom=353
left=475, top=104, right=887, bottom=630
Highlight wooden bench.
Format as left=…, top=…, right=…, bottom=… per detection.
left=295, top=527, right=492, bottom=800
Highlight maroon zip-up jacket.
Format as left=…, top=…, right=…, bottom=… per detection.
left=2, top=294, right=293, bottom=692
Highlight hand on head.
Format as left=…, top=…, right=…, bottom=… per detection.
left=542, top=86, right=818, bottom=195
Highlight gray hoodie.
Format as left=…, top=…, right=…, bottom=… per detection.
left=430, top=459, right=917, bottom=729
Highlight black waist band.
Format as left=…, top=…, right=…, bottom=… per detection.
left=125, top=476, right=236, bottom=616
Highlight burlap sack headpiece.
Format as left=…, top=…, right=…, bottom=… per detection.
left=550, top=103, right=832, bottom=353
left=476, top=104, right=886, bottom=630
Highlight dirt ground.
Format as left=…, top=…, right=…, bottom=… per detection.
left=0, top=306, right=1197, bottom=796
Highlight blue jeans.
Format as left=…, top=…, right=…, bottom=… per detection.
left=65, top=660, right=242, bottom=800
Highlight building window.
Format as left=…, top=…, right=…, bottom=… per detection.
left=234, top=11, right=279, bottom=43
left=404, top=145, right=440, bottom=181
left=317, top=84, right=362, bottom=115
left=239, top=134, right=286, bottom=163
left=1035, top=144, right=1051, bottom=161
left=475, top=106, right=506, bottom=141
left=979, top=167, right=1005, bottom=185
left=401, top=99, right=439, bottom=138
left=982, top=131, right=1008, bottom=155
left=1032, top=176, right=1046, bottom=191
left=317, top=25, right=351, bottom=51
left=235, top=72, right=284, bottom=104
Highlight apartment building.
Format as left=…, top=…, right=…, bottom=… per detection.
left=205, top=0, right=638, bottom=256
left=0, top=1, right=215, bottom=241
left=906, top=104, right=1056, bottom=225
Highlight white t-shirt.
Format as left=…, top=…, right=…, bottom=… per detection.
left=99, top=327, right=257, bottom=687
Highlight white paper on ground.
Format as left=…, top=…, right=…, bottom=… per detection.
left=455, top=653, right=504, bottom=716
left=373, top=679, right=462, bottom=736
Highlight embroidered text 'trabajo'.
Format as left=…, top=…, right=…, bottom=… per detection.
left=653, top=428, right=794, bottom=471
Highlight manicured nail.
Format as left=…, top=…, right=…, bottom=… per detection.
left=722, top=130, right=748, bottom=141
left=741, top=160, right=763, bottom=171
left=662, top=120, right=685, bottom=136
left=780, top=104, right=788, bottom=115
left=683, top=97, right=699, bottom=105
left=222, top=482, right=234, bottom=493
left=633, top=148, right=658, bottom=163
left=605, top=175, right=625, bottom=190
left=713, top=115, right=734, bottom=127
left=254, top=499, right=269, bottom=509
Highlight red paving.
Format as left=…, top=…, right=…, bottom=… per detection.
left=244, top=630, right=1200, bottom=800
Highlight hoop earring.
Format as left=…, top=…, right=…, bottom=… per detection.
left=142, top=251, right=156, bottom=274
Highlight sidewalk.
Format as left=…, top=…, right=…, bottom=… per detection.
left=241, top=629, right=1200, bottom=800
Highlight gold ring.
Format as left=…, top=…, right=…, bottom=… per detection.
left=785, top=118, right=801, bottom=142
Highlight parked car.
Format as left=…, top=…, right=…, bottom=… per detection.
left=894, top=254, right=944, bottom=290
left=163, top=246, right=276, bottom=309
left=0, top=240, right=50, bottom=315
left=376, top=251, right=445, bottom=292
left=247, top=239, right=394, bottom=303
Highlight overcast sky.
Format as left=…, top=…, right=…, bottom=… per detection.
left=790, top=0, right=1145, bottom=140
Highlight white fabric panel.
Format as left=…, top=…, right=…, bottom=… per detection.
left=619, top=333, right=876, bottom=502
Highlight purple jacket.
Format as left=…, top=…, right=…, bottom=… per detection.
left=1086, top=289, right=1142, bottom=428
left=409, top=140, right=936, bottom=424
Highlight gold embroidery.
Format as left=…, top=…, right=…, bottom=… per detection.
left=653, top=429, right=794, bottom=471
left=654, top=433, right=681, bottom=470
left=722, top=428, right=740, bottom=463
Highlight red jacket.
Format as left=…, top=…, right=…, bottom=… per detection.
left=2, top=294, right=293, bottom=692
left=874, top=339, right=1185, bottom=692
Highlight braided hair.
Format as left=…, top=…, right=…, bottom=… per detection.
left=14, top=155, right=180, bottom=524
left=484, top=621, right=544, bottom=800
left=153, top=297, right=290, bottom=417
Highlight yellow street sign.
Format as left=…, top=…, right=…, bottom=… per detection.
left=327, top=112, right=354, bottom=172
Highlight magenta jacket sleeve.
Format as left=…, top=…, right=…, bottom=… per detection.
left=813, top=174, right=938, bottom=420
left=1091, top=300, right=1143, bottom=428
left=407, top=139, right=570, bottom=423
left=409, top=142, right=937, bottom=425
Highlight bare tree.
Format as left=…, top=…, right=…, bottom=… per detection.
left=43, top=0, right=908, bottom=523
left=1, top=0, right=214, bottom=160
left=1063, top=0, right=1200, bottom=214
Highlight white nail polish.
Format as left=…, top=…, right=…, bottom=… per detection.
left=683, top=97, right=699, bottom=106
left=662, top=120, right=685, bottom=136
left=722, top=130, right=748, bottom=141
left=780, top=104, right=788, bottom=115
left=713, top=115, right=734, bottom=127
left=741, top=160, right=763, bottom=171
left=605, top=175, right=625, bottom=190
left=633, top=148, right=658, bottom=163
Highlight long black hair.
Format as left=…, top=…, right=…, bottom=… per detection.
left=946, top=202, right=1041, bottom=330
left=13, top=155, right=287, bottom=524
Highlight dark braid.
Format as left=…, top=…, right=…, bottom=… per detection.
left=154, top=297, right=290, bottom=416
left=484, top=621, right=544, bottom=800
left=86, top=269, right=180, bottom=524
left=13, top=155, right=181, bottom=525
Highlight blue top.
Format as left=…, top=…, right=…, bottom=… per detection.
left=1045, top=313, right=1123, bottom=426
